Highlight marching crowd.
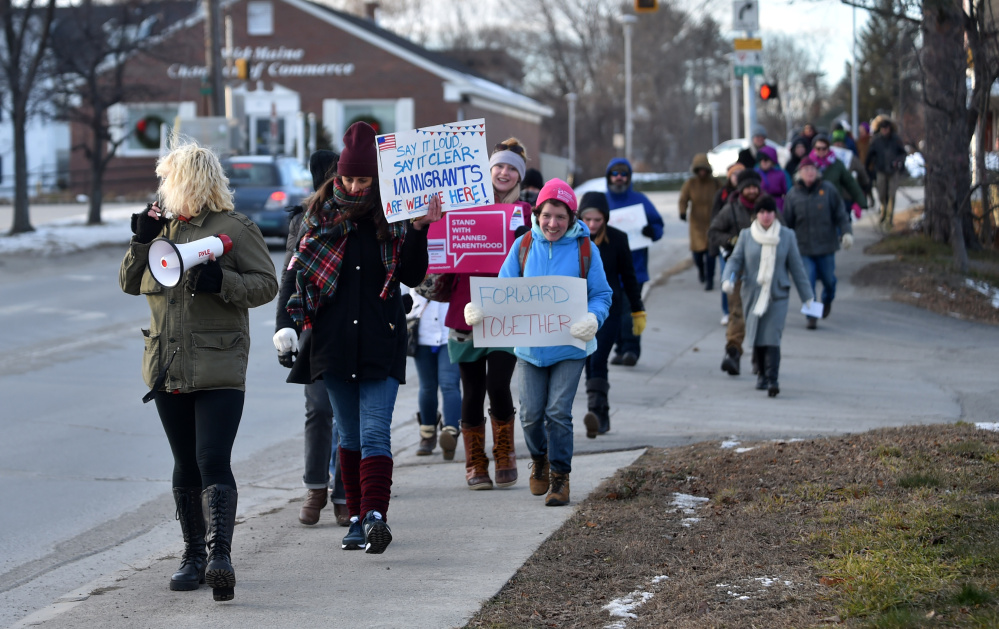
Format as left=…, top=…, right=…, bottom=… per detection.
left=119, top=115, right=906, bottom=602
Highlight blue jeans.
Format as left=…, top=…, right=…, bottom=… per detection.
left=323, top=376, right=399, bottom=460
left=802, top=254, right=837, bottom=307
left=586, top=300, right=622, bottom=381
left=412, top=344, right=461, bottom=429
left=518, top=358, right=585, bottom=475
left=614, top=282, right=645, bottom=357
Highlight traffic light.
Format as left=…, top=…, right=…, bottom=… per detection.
left=234, top=58, right=248, bottom=80
left=635, top=0, right=658, bottom=12
left=759, top=82, right=778, bottom=101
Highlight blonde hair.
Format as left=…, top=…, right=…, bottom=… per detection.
left=155, top=142, right=234, bottom=217
left=492, top=137, right=527, bottom=204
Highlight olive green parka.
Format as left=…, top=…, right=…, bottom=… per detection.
left=120, top=209, right=278, bottom=393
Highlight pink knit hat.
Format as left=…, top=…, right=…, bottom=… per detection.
left=534, top=178, right=577, bottom=214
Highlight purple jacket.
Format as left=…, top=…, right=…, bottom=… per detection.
left=755, top=166, right=791, bottom=212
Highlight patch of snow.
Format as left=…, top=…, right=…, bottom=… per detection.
left=0, top=210, right=133, bottom=256
left=976, top=422, right=999, bottom=432
left=680, top=517, right=700, bottom=527
left=965, top=278, right=999, bottom=309
left=604, top=622, right=627, bottom=629
left=672, top=493, right=710, bottom=511
left=735, top=447, right=755, bottom=453
left=720, top=437, right=740, bottom=449
left=603, top=591, right=654, bottom=619
left=650, top=575, right=669, bottom=584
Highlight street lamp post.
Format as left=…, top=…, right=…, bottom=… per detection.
left=566, top=92, right=577, bottom=185
left=618, top=14, right=637, bottom=162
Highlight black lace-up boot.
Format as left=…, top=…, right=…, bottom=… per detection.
left=201, top=484, right=238, bottom=601
left=169, top=487, right=207, bottom=591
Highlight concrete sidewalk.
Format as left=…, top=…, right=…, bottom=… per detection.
left=12, top=189, right=999, bottom=629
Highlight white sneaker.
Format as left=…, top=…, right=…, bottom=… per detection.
left=720, top=314, right=729, bottom=325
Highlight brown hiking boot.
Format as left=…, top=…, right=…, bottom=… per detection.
left=529, top=455, right=549, bottom=496
left=416, top=418, right=437, bottom=456
left=439, top=426, right=460, bottom=461
left=298, top=488, right=327, bottom=525
left=490, top=413, right=518, bottom=488
left=461, top=424, right=493, bottom=490
left=545, top=472, right=570, bottom=506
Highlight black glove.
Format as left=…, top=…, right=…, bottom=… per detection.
left=679, top=214, right=687, bottom=222
left=402, top=293, right=414, bottom=314
left=641, top=225, right=655, bottom=238
left=130, top=205, right=163, bottom=244
left=278, top=351, right=296, bottom=368
left=193, top=259, right=224, bottom=293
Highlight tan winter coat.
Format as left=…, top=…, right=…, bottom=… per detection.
left=678, top=153, right=721, bottom=252
left=120, top=209, right=277, bottom=393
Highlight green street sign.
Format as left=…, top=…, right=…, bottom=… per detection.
left=734, top=65, right=764, bottom=77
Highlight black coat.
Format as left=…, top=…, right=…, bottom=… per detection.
left=594, top=226, right=644, bottom=314
left=296, top=216, right=428, bottom=385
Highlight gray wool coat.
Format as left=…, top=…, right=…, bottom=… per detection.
left=725, top=225, right=814, bottom=347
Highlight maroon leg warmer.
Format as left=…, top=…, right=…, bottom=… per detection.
left=338, top=447, right=362, bottom=518
left=359, top=455, right=394, bottom=518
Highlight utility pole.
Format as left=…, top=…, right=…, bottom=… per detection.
left=566, top=92, right=577, bottom=184
left=618, top=14, right=637, bottom=162
left=203, top=0, right=225, bottom=116
left=730, top=55, right=739, bottom=140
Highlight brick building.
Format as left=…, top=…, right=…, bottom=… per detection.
left=72, top=0, right=552, bottom=196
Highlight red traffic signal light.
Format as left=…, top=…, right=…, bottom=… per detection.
left=759, top=82, right=778, bottom=101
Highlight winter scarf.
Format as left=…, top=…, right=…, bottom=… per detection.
left=286, top=179, right=406, bottom=329
left=750, top=219, right=781, bottom=317
left=809, top=149, right=836, bottom=171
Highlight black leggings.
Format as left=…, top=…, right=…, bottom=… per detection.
left=458, top=351, right=517, bottom=427
left=154, top=389, right=244, bottom=489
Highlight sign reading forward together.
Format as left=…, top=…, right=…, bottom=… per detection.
left=469, top=276, right=588, bottom=349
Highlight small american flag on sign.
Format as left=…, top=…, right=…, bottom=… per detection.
left=377, top=135, right=396, bottom=152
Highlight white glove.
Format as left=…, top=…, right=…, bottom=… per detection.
left=569, top=312, right=599, bottom=342
left=464, top=302, right=485, bottom=326
left=273, top=328, right=298, bottom=354
left=722, top=279, right=734, bottom=295
left=841, top=233, right=854, bottom=250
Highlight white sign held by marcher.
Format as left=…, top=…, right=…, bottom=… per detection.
left=375, top=119, right=493, bottom=224
left=608, top=204, right=653, bottom=250
left=469, top=276, right=587, bottom=349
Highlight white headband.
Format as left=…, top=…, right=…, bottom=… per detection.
left=489, top=151, right=526, bottom=182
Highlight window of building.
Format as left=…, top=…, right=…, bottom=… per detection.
left=247, top=1, right=274, bottom=36
left=108, top=102, right=196, bottom=157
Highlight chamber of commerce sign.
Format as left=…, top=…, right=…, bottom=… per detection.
left=166, top=46, right=355, bottom=80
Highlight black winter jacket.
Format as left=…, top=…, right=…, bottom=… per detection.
left=593, top=226, right=644, bottom=314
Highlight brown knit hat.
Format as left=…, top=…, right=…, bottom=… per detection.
left=338, top=122, right=377, bottom=177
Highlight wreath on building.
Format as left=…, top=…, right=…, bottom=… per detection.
left=347, top=114, right=383, bottom=135
left=134, top=114, right=165, bottom=149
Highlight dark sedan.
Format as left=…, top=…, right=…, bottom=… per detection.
left=223, top=156, right=312, bottom=238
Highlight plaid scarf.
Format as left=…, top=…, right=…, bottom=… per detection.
left=286, top=180, right=407, bottom=329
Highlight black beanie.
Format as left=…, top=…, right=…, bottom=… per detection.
left=753, top=195, right=777, bottom=214
left=578, top=191, right=610, bottom=222
left=735, top=168, right=762, bottom=192
left=309, top=150, right=339, bottom=191
left=522, top=168, right=544, bottom=190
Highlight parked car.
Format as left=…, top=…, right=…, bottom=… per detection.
left=706, top=138, right=791, bottom=175
left=223, top=156, right=312, bottom=238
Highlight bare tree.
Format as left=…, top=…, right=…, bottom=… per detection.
left=46, top=0, right=167, bottom=225
left=759, top=32, right=827, bottom=142
left=0, top=0, right=56, bottom=235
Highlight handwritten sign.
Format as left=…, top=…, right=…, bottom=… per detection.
left=376, top=119, right=494, bottom=224
left=469, top=276, right=587, bottom=349
left=608, top=204, right=653, bottom=250
left=426, top=204, right=525, bottom=274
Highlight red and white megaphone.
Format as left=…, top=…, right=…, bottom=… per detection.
left=148, top=234, right=233, bottom=287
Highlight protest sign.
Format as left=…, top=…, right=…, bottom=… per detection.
left=469, top=275, right=587, bottom=349
left=426, top=204, right=526, bottom=274
left=608, top=204, right=653, bottom=250
left=376, top=119, right=493, bottom=223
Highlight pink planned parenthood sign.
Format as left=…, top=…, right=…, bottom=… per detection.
left=426, top=204, right=526, bottom=274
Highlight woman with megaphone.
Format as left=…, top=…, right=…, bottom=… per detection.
left=285, top=121, right=441, bottom=555
left=119, top=142, right=278, bottom=602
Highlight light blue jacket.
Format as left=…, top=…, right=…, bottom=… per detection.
left=498, top=217, right=613, bottom=367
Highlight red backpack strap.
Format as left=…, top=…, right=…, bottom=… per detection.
left=578, top=236, right=591, bottom=278
left=518, top=231, right=533, bottom=277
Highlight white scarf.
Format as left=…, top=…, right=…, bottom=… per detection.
left=750, top=219, right=781, bottom=316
